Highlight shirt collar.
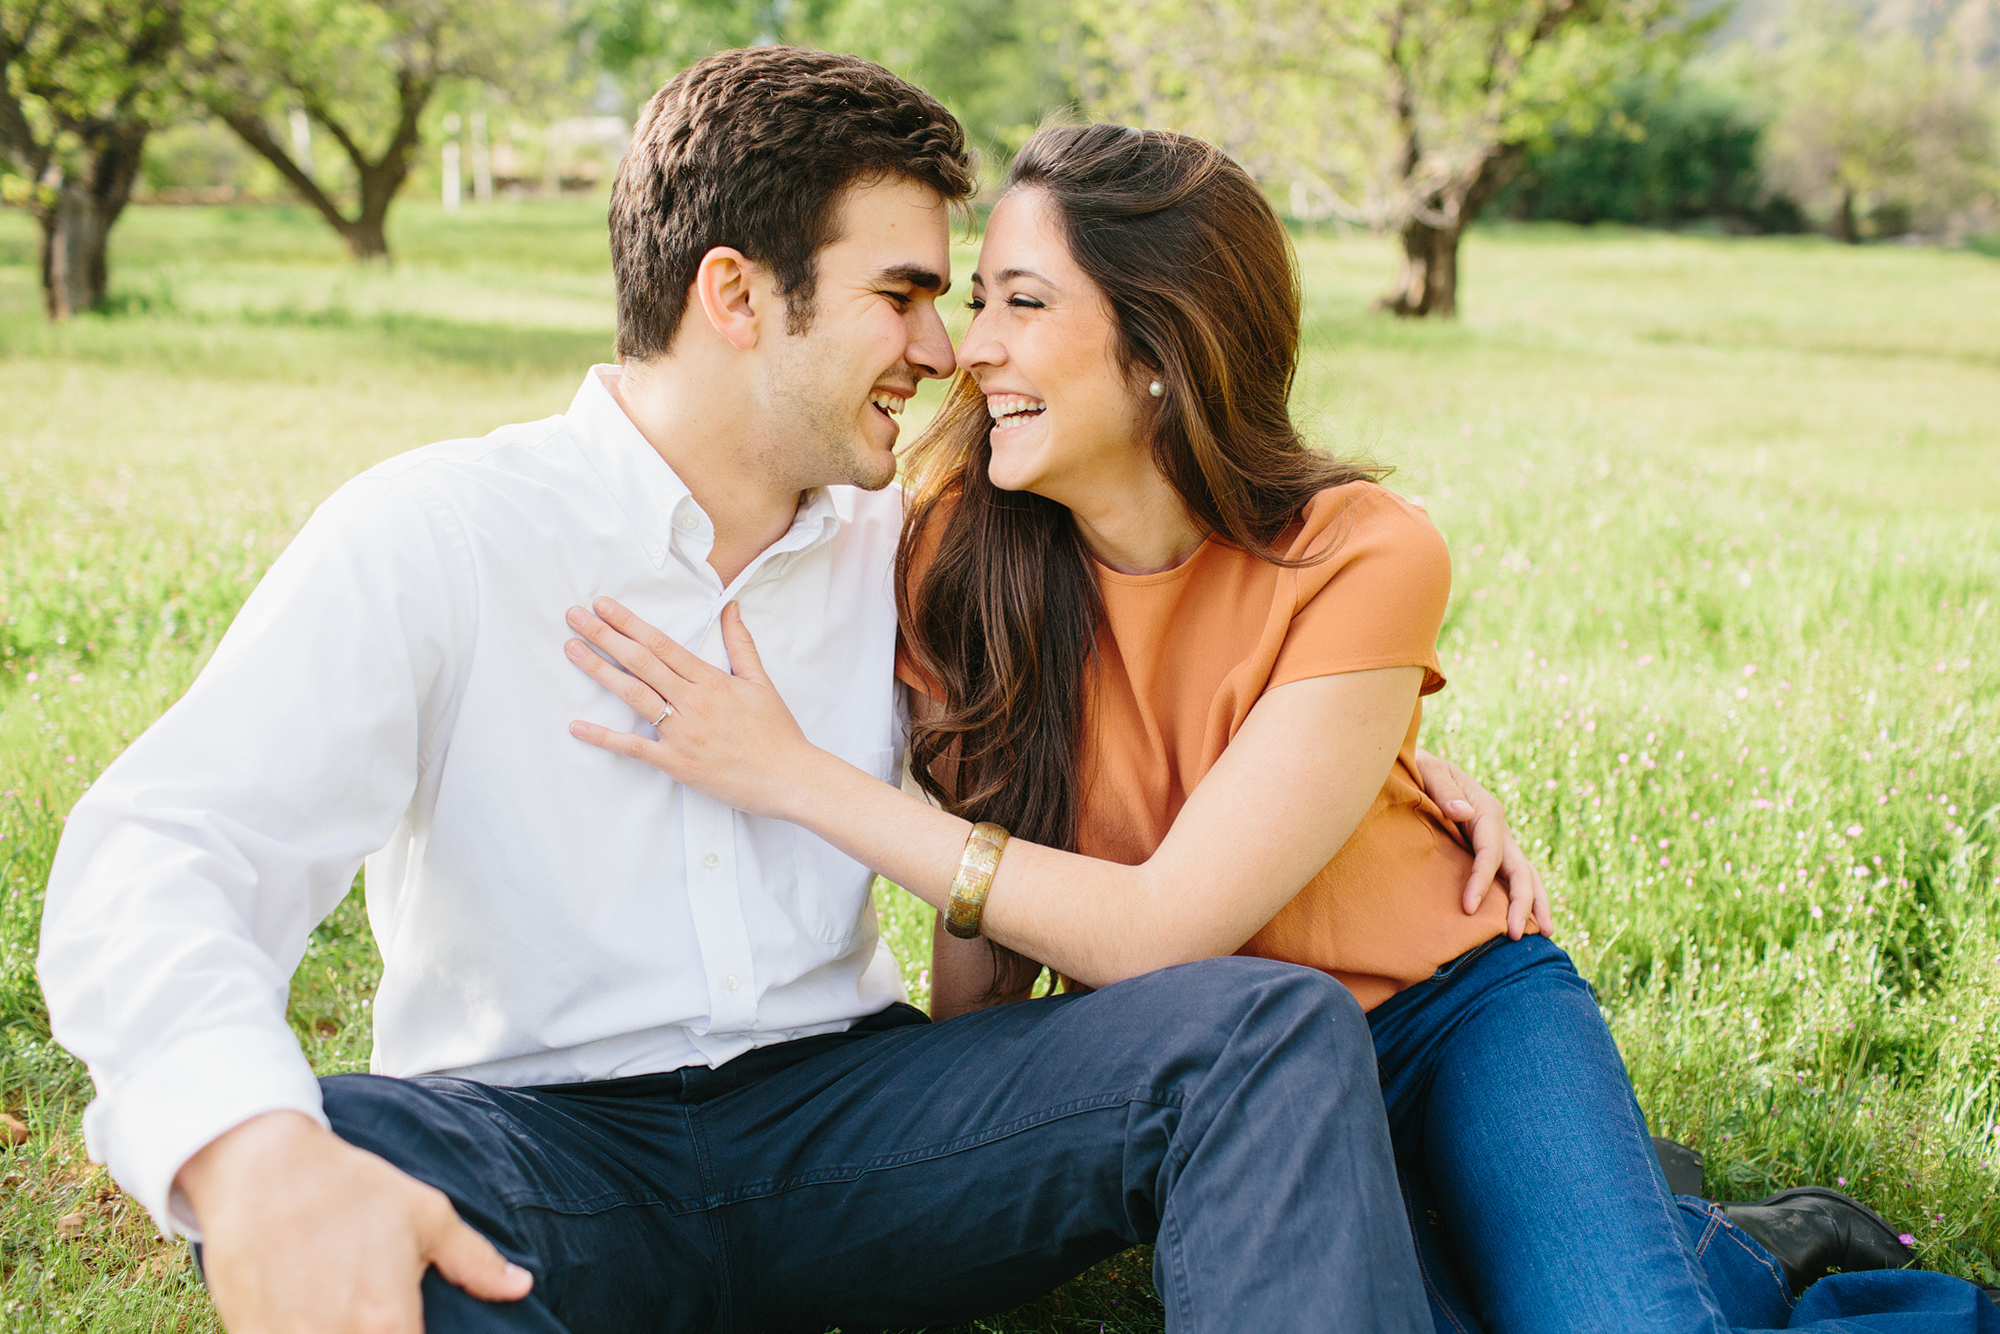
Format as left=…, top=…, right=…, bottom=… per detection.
left=566, top=365, right=841, bottom=570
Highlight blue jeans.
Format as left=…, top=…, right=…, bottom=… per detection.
left=1369, top=932, right=1997, bottom=1332
left=315, top=957, right=1430, bottom=1333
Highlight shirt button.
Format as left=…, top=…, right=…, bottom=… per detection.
left=703, top=852, right=719, bottom=868
left=678, top=513, right=699, bottom=531
left=645, top=542, right=664, bottom=561
left=723, top=974, right=739, bottom=991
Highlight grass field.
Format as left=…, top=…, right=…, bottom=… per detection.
left=1, top=197, right=1996, bottom=1330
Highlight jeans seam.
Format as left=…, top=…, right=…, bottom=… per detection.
left=1717, top=1221, right=1796, bottom=1313
left=1692, top=1203, right=1722, bottom=1258
left=702, top=1085, right=1186, bottom=1208
left=478, top=1101, right=684, bottom=1214
left=492, top=1186, right=684, bottom=1214
left=687, top=1100, right=736, bottom=1332
left=1426, top=933, right=1506, bottom=983
left=1160, top=1206, right=1195, bottom=1332
left=1615, top=1095, right=1733, bottom=1329
left=1403, top=1176, right=1471, bottom=1334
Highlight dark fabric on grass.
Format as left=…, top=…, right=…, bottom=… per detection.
left=316, top=956, right=1428, bottom=1333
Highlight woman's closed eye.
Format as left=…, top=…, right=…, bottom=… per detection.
left=965, top=295, right=1046, bottom=311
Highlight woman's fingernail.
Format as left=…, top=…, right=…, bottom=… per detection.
left=565, top=639, right=585, bottom=658
left=569, top=721, right=588, bottom=738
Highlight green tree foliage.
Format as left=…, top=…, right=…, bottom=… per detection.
left=1082, top=0, right=1709, bottom=316
left=187, top=0, right=571, bottom=260
left=1500, top=74, right=1806, bottom=230
left=0, top=0, right=185, bottom=319
left=1754, top=0, right=1997, bottom=241
left=572, top=0, right=1081, bottom=164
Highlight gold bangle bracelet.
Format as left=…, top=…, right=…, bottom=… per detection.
left=943, top=822, right=1011, bottom=939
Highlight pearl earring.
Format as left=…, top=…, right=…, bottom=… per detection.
left=1148, top=380, right=1164, bottom=397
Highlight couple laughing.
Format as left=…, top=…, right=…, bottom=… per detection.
left=40, top=45, right=1989, bottom=1334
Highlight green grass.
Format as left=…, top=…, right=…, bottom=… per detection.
left=0, top=198, right=1996, bottom=1329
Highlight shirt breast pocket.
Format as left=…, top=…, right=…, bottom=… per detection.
left=789, top=746, right=901, bottom=948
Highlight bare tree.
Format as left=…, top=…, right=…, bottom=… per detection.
left=188, top=0, right=568, bottom=261
left=1759, top=0, right=1996, bottom=240
left=1088, top=0, right=1699, bottom=315
left=0, top=0, right=184, bottom=319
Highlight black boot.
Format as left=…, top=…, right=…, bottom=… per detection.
left=1720, top=1187, right=1917, bottom=1295
left=1651, top=1136, right=1705, bottom=1197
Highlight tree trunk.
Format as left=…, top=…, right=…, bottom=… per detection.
left=1381, top=218, right=1462, bottom=317
left=213, top=107, right=407, bottom=262
left=39, top=121, right=147, bottom=320
left=336, top=158, right=410, bottom=261
left=1377, top=144, right=1525, bottom=320
left=210, top=73, right=428, bottom=265
left=41, top=184, right=108, bottom=320
left=1833, top=188, right=1859, bottom=244
left=333, top=215, right=390, bottom=261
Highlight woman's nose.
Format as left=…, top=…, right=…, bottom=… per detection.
left=956, top=316, right=1004, bottom=377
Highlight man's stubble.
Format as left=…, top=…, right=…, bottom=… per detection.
left=757, top=331, right=900, bottom=495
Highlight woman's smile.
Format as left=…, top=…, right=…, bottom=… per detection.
left=986, top=394, right=1047, bottom=432
left=958, top=189, right=1152, bottom=507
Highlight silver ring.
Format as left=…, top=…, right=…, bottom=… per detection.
left=650, top=701, right=673, bottom=727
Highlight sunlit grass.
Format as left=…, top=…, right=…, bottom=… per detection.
left=0, top=200, right=1995, bottom=1328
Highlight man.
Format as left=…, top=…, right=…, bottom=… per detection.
left=40, top=49, right=1519, bottom=1333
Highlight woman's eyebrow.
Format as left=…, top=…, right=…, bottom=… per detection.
left=970, top=267, right=1056, bottom=288
left=873, top=263, right=949, bottom=295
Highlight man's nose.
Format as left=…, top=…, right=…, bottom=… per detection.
left=909, top=305, right=957, bottom=381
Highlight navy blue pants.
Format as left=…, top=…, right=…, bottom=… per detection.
left=1370, top=933, right=1996, bottom=1332
left=320, top=958, right=1430, bottom=1333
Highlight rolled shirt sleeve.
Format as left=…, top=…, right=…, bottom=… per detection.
left=37, top=472, right=472, bottom=1235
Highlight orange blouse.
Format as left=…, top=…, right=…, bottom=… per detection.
left=899, top=481, right=1507, bottom=1009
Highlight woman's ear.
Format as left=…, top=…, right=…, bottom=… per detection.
left=692, top=246, right=761, bottom=351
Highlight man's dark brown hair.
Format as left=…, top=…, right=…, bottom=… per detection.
left=610, top=47, right=975, bottom=360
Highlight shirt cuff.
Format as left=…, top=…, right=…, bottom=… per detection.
left=81, top=1023, right=328, bottom=1239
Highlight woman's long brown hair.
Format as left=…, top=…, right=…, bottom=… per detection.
left=896, top=124, right=1384, bottom=990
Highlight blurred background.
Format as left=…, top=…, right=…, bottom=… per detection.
left=3, top=0, right=1997, bottom=318
left=1, top=2, right=1996, bottom=1330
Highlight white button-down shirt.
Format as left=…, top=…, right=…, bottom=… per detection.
left=38, top=367, right=910, bottom=1234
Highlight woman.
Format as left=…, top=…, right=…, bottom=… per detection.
left=563, top=125, right=1987, bottom=1332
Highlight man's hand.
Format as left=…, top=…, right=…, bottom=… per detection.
left=1412, top=748, right=1553, bottom=940
left=177, top=1110, right=533, bottom=1333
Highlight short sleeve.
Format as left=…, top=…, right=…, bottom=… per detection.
left=1268, top=486, right=1451, bottom=696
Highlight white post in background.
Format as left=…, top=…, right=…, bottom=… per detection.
left=442, top=112, right=462, bottom=211
left=471, top=109, right=492, bottom=203
left=289, top=109, right=314, bottom=180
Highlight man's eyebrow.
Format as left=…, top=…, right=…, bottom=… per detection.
left=876, top=264, right=949, bottom=296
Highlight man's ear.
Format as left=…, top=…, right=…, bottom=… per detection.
left=692, top=246, right=763, bottom=351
